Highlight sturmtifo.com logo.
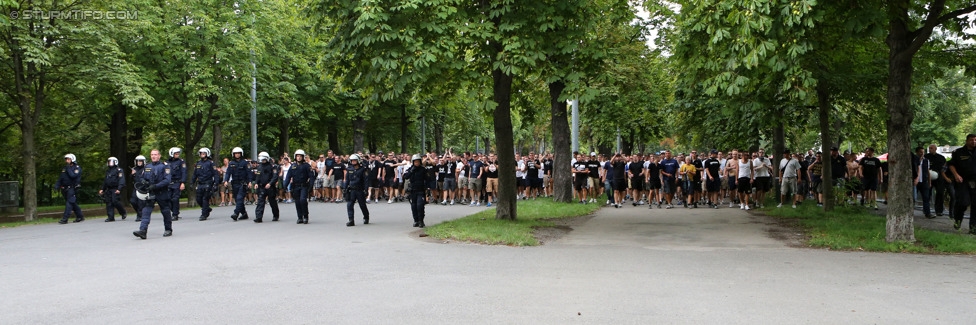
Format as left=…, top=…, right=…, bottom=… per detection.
left=10, top=10, right=138, bottom=20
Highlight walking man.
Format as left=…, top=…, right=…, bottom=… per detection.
left=57, top=153, right=84, bottom=224
left=253, top=152, right=281, bottom=223
left=133, top=149, right=173, bottom=239
left=345, top=154, right=371, bottom=226
left=948, top=134, right=976, bottom=234
left=284, top=150, right=313, bottom=224
left=193, top=148, right=218, bottom=221
left=404, top=154, right=431, bottom=227
left=100, top=157, right=127, bottom=222
left=223, top=147, right=252, bottom=221
left=167, top=148, right=186, bottom=220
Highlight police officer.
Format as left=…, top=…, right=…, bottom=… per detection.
left=284, top=149, right=313, bottom=224
left=193, top=148, right=218, bottom=221
left=130, top=155, right=147, bottom=222
left=345, top=154, right=370, bottom=226
left=99, top=157, right=127, bottom=222
left=253, top=151, right=280, bottom=223
left=948, top=134, right=976, bottom=234
left=167, top=147, right=186, bottom=220
left=403, top=154, right=430, bottom=228
left=223, top=147, right=252, bottom=221
left=56, top=153, right=84, bottom=224
left=133, top=149, right=173, bottom=239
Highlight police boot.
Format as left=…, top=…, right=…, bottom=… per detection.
left=104, top=217, right=115, bottom=222
left=238, top=213, right=249, bottom=220
left=303, top=217, right=309, bottom=224
left=173, top=215, right=181, bottom=221
left=231, top=213, right=239, bottom=221
left=73, top=217, right=84, bottom=223
left=254, top=217, right=262, bottom=223
left=418, top=219, right=426, bottom=228
left=346, top=217, right=355, bottom=227
left=363, top=216, right=369, bottom=225
left=132, top=230, right=147, bottom=240
left=58, top=218, right=68, bottom=225
left=120, top=214, right=127, bottom=220
left=163, top=229, right=173, bottom=237
left=272, top=216, right=279, bottom=222
left=199, top=216, right=208, bottom=221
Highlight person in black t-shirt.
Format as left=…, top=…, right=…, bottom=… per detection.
left=948, top=134, right=976, bottom=233
left=611, top=154, right=627, bottom=208
left=586, top=153, right=601, bottom=203
left=542, top=154, right=554, bottom=197
left=572, top=154, right=590, bottom=204
left=628, top=156, right=644, bottom=205
left=705, top=150, right=722, bottom=208
left=859, top=147, right=882, bottom=210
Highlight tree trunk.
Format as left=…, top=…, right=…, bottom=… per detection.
left=884, top=3, right=916, bottom=242
left=109, top=101, right=130, bottom=206
left=434, top=119, right=444, bottom=154
left=817, top=82, right=835, bottom=212
left=484, top=136, right=491, bottom=154
left=212, top=124, right=222, bottom=159
left=327, top=121, right=340, bottom=155
left=20, top=117, right=38, bottom=221
left=400, top=104, right=409, bottom=153
left=492, top=67, right=517, bottom=221
left=353, top=116, right=366, bottom=153
left=549, top=81, right=573, bottom=203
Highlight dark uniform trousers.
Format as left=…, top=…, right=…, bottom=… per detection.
left=196, top=183, right=213, bottom=218
left=292, top=185, right=309, bottom=219
left=257, top=186, right=280, bottom=220
left=953, top=182, right=976, bottom=229
left=61, top=188, right=84, bottom=221
left=141, top=189, right=173, bottom=231
left=408, top=191, right=426, bottom=223
left=347, top=189, right=369, bottom=221
left=170, top=187, right=182, bottom=218
left=232, top=181, right=248, bottom=217
left=106, top=191, right=126, bottom=219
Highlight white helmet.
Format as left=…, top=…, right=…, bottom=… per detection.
left=232, top=147, right=244, bottom=155
left=169, top=147, right=182, bottom=157
left=259, top=152, right=271, bottom=163
left=294, top=149, right=306, bottom=157
left=199, top=148, right=211, bottom=157
left=411, top=154, right=422, bottom=162
left=64, top=153, right=77, bottom=164
left=350, top=154, right=361, bottom=161
left=134, top=155, right=146, bottom=165
left=136, top=190, right=150, bottom=200
left=107, top=157, right=118, bottom=166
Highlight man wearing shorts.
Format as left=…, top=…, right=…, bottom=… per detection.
left=859, top=147, right=883, bottom=211
left=705, top=150, right=722, bottom=208
left=659, top=150, right=679, bottom=209
left=753, top=149, right=773, bottom=208
left=572, top=154, right=590, bottom=204
left=778, top=150, right=802, bottom=208
left=628, top=155, right=645, bottom=206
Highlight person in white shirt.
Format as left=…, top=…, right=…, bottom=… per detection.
left=778, top=150, right=803, bottom=208
left=752, top=149, right=773, bottom=208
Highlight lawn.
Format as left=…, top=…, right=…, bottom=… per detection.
left=425, top=196, right=603, bottom=246
left=760, top=199, right=976, bottom=254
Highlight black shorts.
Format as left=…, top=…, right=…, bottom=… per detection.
left=647, top=178, right=662, bottom=190
left=531, top=178, right=543, bottom=189
left=737, top=178, right=752, bottom=194
left=662, top=178, right=676, bottom=194
left=383, top=177, right=395, bottom=187
left=754, top=177, right=771, bottom=191
left=574, top=177, right=588, bottom=191
left=630, top=177, right=644, bottom=191
left=862, top=178, right=878, bottom=191
left=613, top=178, right=627, bottom=192
left=520, top=178, right=530, bottom=187
left=369, top=178, right=381, bottom=188
left=706, top=179, right=721, bottom=192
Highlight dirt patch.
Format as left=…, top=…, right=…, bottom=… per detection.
left=747, top=211, right=810, bottom=248
left=533, top=214, right=596, bottom=245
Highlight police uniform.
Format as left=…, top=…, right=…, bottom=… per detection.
left=137, top=160, right=173, bottom=238
left=403, top=162, right=430, bottom=227
left=284, top=159, right=313, bottom=224
left=254, top=160, right=280, bottom=222
left=56, top=162, right=84, bottom=224
left=345, top=162, right=371, bottom=226
left=167, top=156, right=186, bottom=220
left=193, top=157, right=218, bottom=220
left=101, top=164, right=127, bottom=221
left=130, top=163, right=146, bottom=221
left=224, top=157, right=253, bottom=220
left=949, top=145, right=976, bottom=233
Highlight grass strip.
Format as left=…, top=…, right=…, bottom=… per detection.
left=760, top=199, right=976, bottom=254
left=426, top=196, right=603, bottom=246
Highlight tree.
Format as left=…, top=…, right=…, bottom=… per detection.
left=1, top=0, right=151, bottom=220
left=883, top=0, right=975, bottom=242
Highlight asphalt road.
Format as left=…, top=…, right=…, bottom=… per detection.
left=0, top=199, right=973, bottom=324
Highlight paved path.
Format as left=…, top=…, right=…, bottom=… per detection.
left=0, top=200, right=972, bottom=324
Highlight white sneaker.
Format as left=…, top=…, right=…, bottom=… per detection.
left=477, top=201, right=481, bottom=206
left=777, top=203, right=782, bottom=208
left=730, top=203, right=734, bottom=208
left=745, top=205, right=750, bottom=210
left=739, top=204, right=744, bottom=210
left=450, top=200, right=455, bottom=205
left=388, top=199, right=393, bottom=204
left=792, top=204, right=797, bottom=208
